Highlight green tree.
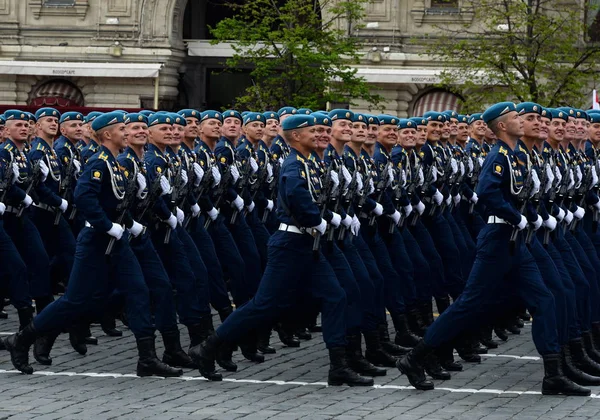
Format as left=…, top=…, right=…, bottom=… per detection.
left=210, top=0, right=381, bottom=111
left=422, top=0, right=600, bottom=111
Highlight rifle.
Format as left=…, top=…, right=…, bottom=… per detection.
left=411, top=164, right=434, bottom=226
left=16, top=160, right=42, bottom=217
left=204, top=165, right=232, bottom=229
left=569, top=164, right=592, bottom=232
left=230, top=159, right=252, bottom=224
left=243, top=163, right=268, bottom=218
left=0, top=159, right=14, bottom=204
left=509, top=168, right=533, bottom=254
left=106, top=171, right=139, bottom=255
left=54, top=156, right=77, bottom=225
left=164, top=164, right=186, bottom=244
left=312, top=165, right=333, bottom=254
left=261, top=160, right=280, bottom=223
left=183, top=165, right=213, bottom=230
left=525, top=164, right=547, bottom=245
left=468, top=156, right=482, bottom=214
left=368, top=161, right=389, bottom=227
left=135, top=175, right=163, bottom=224
left=337, top=169, right=359, bottom=241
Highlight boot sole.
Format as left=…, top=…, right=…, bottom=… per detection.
left=4, top=338, right=33, bottom=374
left=397, top=360, right=434, bottom=391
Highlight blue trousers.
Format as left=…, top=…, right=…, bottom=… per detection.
left=246, top=210, right=270, bottom=271
left=401, top=227, right=432, bottom=304
left=424, top=224, right=559, bottom=356
left=447, top=208, right=476, bottom=279
left=227, top=214, right=262, bottom=301
left=571, top=224, right=600, bottom=324
left=34, top=228, right=154, bottom=338
left=0, top=220, right=30, bottom=309
left=409, top=219, right=446, bottom=299
left=217, top=231, right=347, bottom=348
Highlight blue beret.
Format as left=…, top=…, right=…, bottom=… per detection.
left=263, top=111, right=279, bottom=121
left=124, top=113, right=148, bottom=125
left=278, top=107, right=297, bottom=117
left=457, top=115, right=468, bottom=123
left=222, top=110, right=242, bottom=121
left=550, top=108, right=569, bottom=122
left=139, top=110, right=154, bottom=117
left=574, top=109, right=588, bottom=120
left=587, top=109, right=600, bottom=114
left=376, top=114, right=399, bottom=125
left=329, top=109, right=354, bottom=122
left=148, top=113, right=175, bottom=127
left=409, top=117, right=427, bottom=127
left=590, top=113, right=600, bottom=123
left=398, top=118, right=417, bottom=130
left=423, top=111, right=446, bottom=122
left=540, top=108, right=552, bottom=120
left=516, top=102, right=542, bottom=115
left=35, top=107, right=60, bottom=120
left=442, top=110, right=458, bottom=120
left=178, top=109, right=201, bottom=120
left=241, top=111, right=250, bottom=117
left=364, top=114, right=380, bottom=126
left=312, top=112, right=331, bottom=126
left=3, top=110, right=29, bottom=122
left=25, top=112, right=36, bottom=122
left=91, top=111, right=126, bottom=132
left=352, top=113, right=368, bottom=124
left=243, top=112, right=266, bottom=126
left=200, top=110, right=223, bottom=122
left=60, top=112, right=84, bottom=124
left=297, top=108, right=313, bottom=115
left=482, top=102, right=517, bottom=124
left=467, top=113, right=483, bottom=125
left=281, top=115, right=316, bottom=131
left=84, top=111, right=102, bottom=124
left=556, top=107, right=576, bottom=118
left=169, top=113, right=186, bottom=126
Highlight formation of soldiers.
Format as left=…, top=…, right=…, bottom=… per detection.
left=1, top=102, right=600, bottom=397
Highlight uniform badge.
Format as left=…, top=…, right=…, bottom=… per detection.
left=156, top=166, right=162, bottom=173
left=300, top=170, right=306, bottom=179
left=92, top=170, right=102, bottom=182
left=493, top=164, right=503, bottom=176
left=220, top=157, right=227, bottom=163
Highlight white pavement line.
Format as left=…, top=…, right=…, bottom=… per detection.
left=480, top=354, right=541, bottom=361
left=1, top=369, right=600, bottom=398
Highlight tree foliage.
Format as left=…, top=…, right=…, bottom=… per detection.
left=210, top=0, right=381, bottom=111
left=424, top=0, right=600, bottom=112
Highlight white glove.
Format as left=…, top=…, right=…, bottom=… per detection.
left=341, top=214, right=352, bottom=228
left=433, top=189, right=444, bottom=205
left=355, top=173, right=363, bottom=192
left=246, top=201, right=255, bottom=213
left=136, top=173, right=147, bottom=199
left=556, top=207, right=566, bottom=221
left=278, top=157, right=284, bottom=166
left=313, top=218, right=327, bottom=235
left=478, top=157, right=484, bottom=167
left=594, top=201, right=600, bottom=212
left=467, top=158, right=474, bottom=174
left=399, top=169, right=407, bottom=187
left=330, top=170, right=340, bottom=194
left=450, top=158, right=458, bottom=174
left=350, top=215, right=361, bottom=236
left=574, top=206, right=585, bottom=219
left=128, top=220, right=145, bottom=238
left=530, top=169, right=540, bottom=198
left=386, top=165, right=394, bottom=187
left=11, top=163, right=19, bottom=183
left=208, top=207, right=219, bottom=221
left=445, top=196, right=452, bottom=206
left=545, top=165, right=555, bottom=193
left=249, top=157, right=259, bottom=174
left=403, top=204, right=413, bottom=217
left=59, top=199, right=68, bottom=213
left=341, top=166, right=352, bottom=188
left=517, top=215, right=528, bottom=230
left=330, top=212, right=341, bottom=228
left=554, top=166, right=562, bottom=184
left=73, top=159, right=81, bottom=174
left=193, top=162, right=204, bottom=187
left=191, top=203, right=201, bottom=217
left=159, top=175, right=171, bottom=196
left=544, top=215, right=557, bottom=232
left=266, top=199, right=274, bottom=211
left=232, top=195, right=244, bottom=211
left=415, top=201, right=425, bottom=215
left=368, top=178, right=375, bottom=195
left=470, top=192, right=479, bottom=204
left=107, top=223, right=124, bottom=240
left=39, top=160, right=49, bottom=182
left=211, top=166, right=221, bottom=187
left=180, top=169, right=188, bottom=187
left=575, top=166, right=583, bottom=185
left=531, top=215, right=543, bottom=231
left=373, top=202, right=383, bottom=216
left=453, top=194, right=461, bottom=205
left=417, top=167, right=424, bottom=185
left=22, top=194, right=33, bottom=208
left=564, top=210, right=574, bottom=225
left=0, top=202, right=5, bottom=215
left=391, top=210, right=401, bottom=225
left=165, top=214, right=177, bottom=230
left=431, top=166, right=438, bottom=183
left=266, top=162, right=273, bottom=181
left=230, top=165, right=240, bottom=183
left=459, top=161, right=465, bottom=177
left=592, top=166, right=599, bottom=187
left=176, top=207, right=185, bottom=225
left=567, top=169, right=575, bottom=190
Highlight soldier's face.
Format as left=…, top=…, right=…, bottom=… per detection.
left=221, top=117, right=242, bottom=140
left=126, top=123, right=148, bottom=147
left=441, top=121, right=451, bottom=140
left=398, top=128, right=416, bottom=148
left=332, top=120, right=352, bottom=142
left=244, top=121, right=265, bottom=142
left=103, top=123, right=128, bottom=150
left=82, top=123, right=92, bottom=139
left=265, top=119, right=279, bottom=137
left=171, top=124, right=184, bottom=145
left=366, top=124, right=378, bottom=145
left=60, top=121, right=83, bottom=141
left=37, top=116, right=59, bottom=138
left=416, top=126, right=427, bottom=145
left=564, top=117, right=576, bottom=141
left=378, top=124, right=398, bottom=148
left=502, top=112, right=523, bottom=138
left=0, top=125, right=4, bottom=139
left=521, top=113, right=541, bottom=139
left=200, top=119, right=222, bottom=141
left=6, top=120, right=29, bottom=142
left=470, top=120, right=487, bottom=138
left=296, top=126, right=318, bottom=151
left=549, top=119, right=566, bottom=142
left=589, top=123, right=600, bottom=144
left=28, top=121, right=36, bottom=136
left=148, top=124, right=173, bottom=148
left=484, top=127, right=496, bottom=141
left=539, top=117, right=550, bottom=141
left=184, top=118, right=200, bottom=139
left=315, top=125, right=332, bottom=151
left=574, top=118, right=588, bottom=141
left=426, top=121, right=443, bottom=141
left=449, top=119, right=458, bottom=136
left=457, top=123, right=469, bottom=141
left=278, top=114, right=291, bottom=136
left=351, top=121, right=367, bottom=145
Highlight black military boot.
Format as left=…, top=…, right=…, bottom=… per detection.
left=275, top=322, right=300, bottom=347
left=455, top=335, right=481, bottom=363
left=189, top=333, right=224, bottom=381
left=239, top=330, right=265, bottom=363
left=479, top=325, right=499, bottom=349
left=438, top=344, right=462, bottom=372
left=471, top=336, right=489, bottom=354
left=582, top=330, right=600, bottom=364
left=569, top=338, right=600, bottom=377
left=378, top=323, right=410, bottom=356
left=420, top=300, right=435, bottom=327
left=215, top=308, right=238, bottom=372
left=296, top=327, right=312, bottom=340
left=519, top=310, right=531, bottom=322
left=592, top=322, right=600, bottom=349
left=101, top=314, right=122, bottom=337
left=257, top=328, right=276, bottom=354
left=136, top=336, right=183, bottom=377
left=161, top=328, right=195, bottom=368
left=423, top=352, right=451, bottom=380
left=364, top=330, right=397, bottom=368
left=3, top=323, right=37, bottom=374
left=435, top=296, right=451, bottom=314
left=542, top=354, right=590, bottom=396
left=17, top=306, right=34, bottom=331
left=328, top=347, right=374, bottom=386
left=31, top=297, right=57, bottom=365
left=345, top=334, right=386, bottom=376
left=407, top=307, right=427, bottom=337
left=82, top=322, right=98, bottom=345
left=562, top=345, right=600, bottom=385
left=494, top=326, right=509, bottom=341
left=68, top=323, right=88, bottom=355
left=396, top=340, right=435, bottom=390
left=391, top=313, right=420, bottom=348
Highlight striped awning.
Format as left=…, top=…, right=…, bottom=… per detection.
left=412, top=90, right=461, bottom=117
left=29, top=81, right=84, bottom=107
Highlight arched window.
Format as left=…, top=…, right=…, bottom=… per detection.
left=412, top=89, right=461, bottom=116
left=28, top=79, right=84, bottom=107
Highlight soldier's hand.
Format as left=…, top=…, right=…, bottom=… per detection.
left=543, top=215, right=557, bottom=232
left=246, top=201, right=255, bottom=213
left=165, top=214, right=177, bottom=230
left=330, top=170, right=340, bottom=194
left=556, top=207, right=565, bottom=221
left=470, top=192, right=479, bottom=204
left=136, top=173, right=147, bottom=198
left=574, top=206, right=585, bottom=219
left=266, top=162, right=273, bottom=180
left=176, top=207, right=185, bottom=225
left=431, top=166, right=438, bottom=182
left=432, top=189, right=443, bottom=205
left=249, top=157, right=259, bottom=174
left=418, top=167, right=424, bottom=185
left=11, top=163, right=19, bottom=184
left=531, top=215, right=543, bottom=231
left=211, top=166, right=221, bottom=187
left=341, top=166, right=352, bottom=188
left=22, top=194, right=33, bottom=208
left=341, top=214, right=352, bottom=228
left=313, top=218, right=327, bottom=235
left=191, top=203, right=201, bottom=218
left=373, top=202, right=383, bottom=216
left=403, top=204, right=413, bottom=217
left=232, top=195, right=244, bottom=211
left=453, top=194, right=461, bottom=205
left=594, top=201, right=600, bottom=212
left=59, top=199, right=68, bottom=213
left=180, top=169, right=188, bottom=187
left=391, top=210, right=401, bottom=225
left=330, top=212, right=341, bottom=228
left=0, top=202, right=5, bottom=216
left=73, top=159, right=82, bottom=174
left=193, top=163, right=204, bottom=187
left=207, top=207, right=219, bottom=221
left=517, top=215, right=528, bottom=230
left=530, top=170, right=541, bottom=197
left=230, top=165, right=240, bottom=183
left=107, top=223, right=124, bottom=240
left=564, top=210, right=574, bottom=225
left=355, top=173, right=363, bottom=192
left=350, top=215, right=361, bottom=236
left=386, top=165, right=394, bottom=187
left=39, top=160, right=49, bottom=182
left=368, top=178, right=375, bottom=195
left=450, top=158, right=458, bottom=174
left=128, top=220, right=145, bottom=238
left=593, top=166, right=599, bottom=187
left=159, top=175, right=172, bottom=196
left=266, top=199, right=274, bottom=211
left=415, top=201, right=425, bottom=215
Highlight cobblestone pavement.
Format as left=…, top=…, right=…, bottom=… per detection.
left=0, top=307, right=599, bottom=420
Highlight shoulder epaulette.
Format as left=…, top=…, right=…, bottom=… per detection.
left=98, top=151, right=109, bottom=161
left=499, top=146, right=508, bottom=156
